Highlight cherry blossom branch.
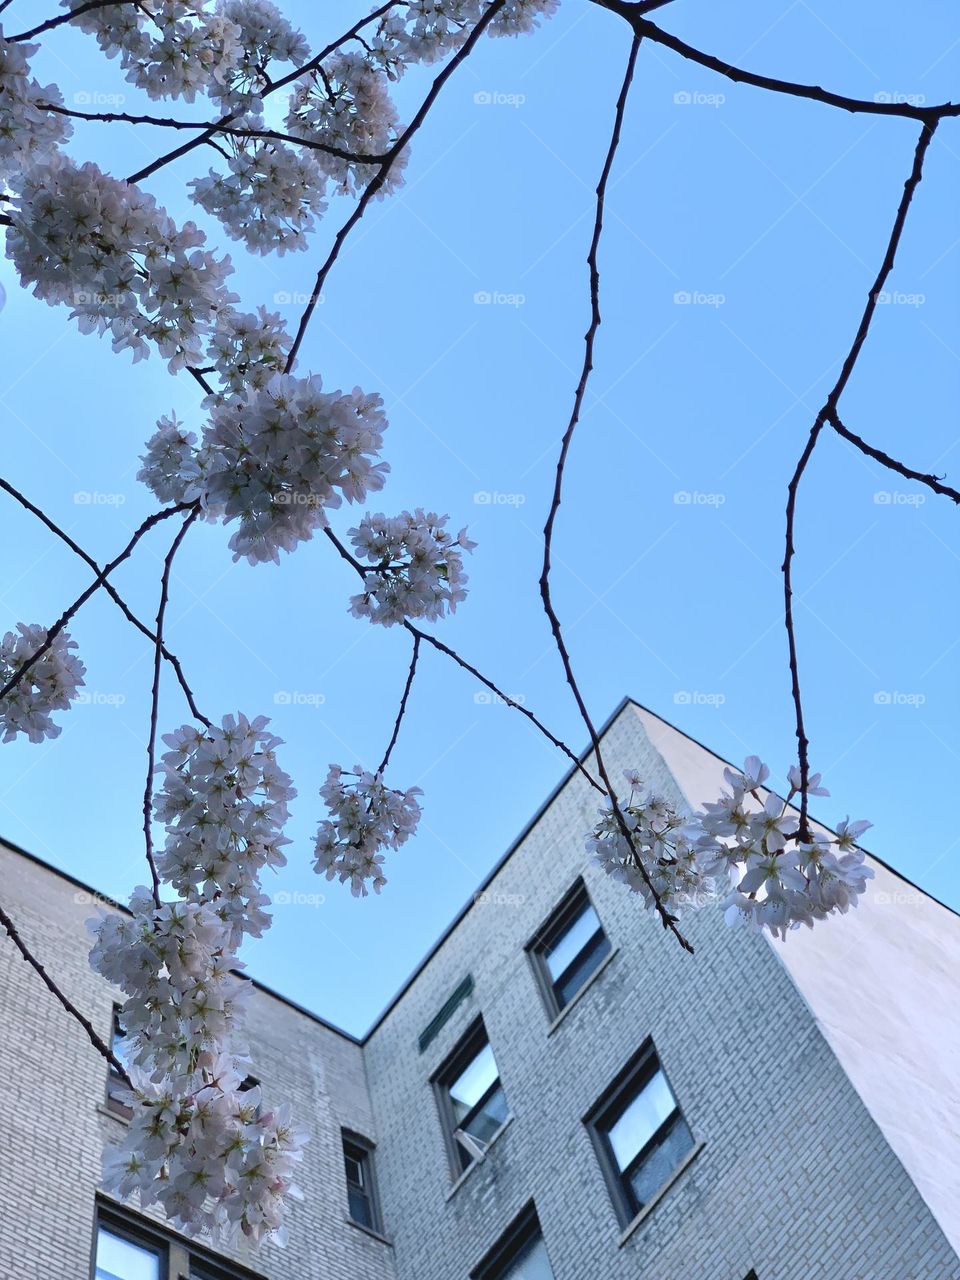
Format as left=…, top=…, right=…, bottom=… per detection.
left=0, top=502, right=197, bottom=705
left=828, top=413, right=960, bottom=504
left=783, top=120, right=937, bottom=837
left=378, top=632, right=420, bottom=774
left=143, top=508, right=201, bottom=906
left=0, top=477, right=210, bottom=726
left=285, top=0, right=509, bottom=372
left=9, top=0, right=141, bottom=41
left=594, top=5, right=960, bottom=123
left=125, top=0, right=400, bottom=185
left=538, top=34, right=691, bottom=951
left=43, top=104, right=390, bottom=165
left=0, top=898, right=131, bottom=1083
left=320, top=526, right=603, bottom=790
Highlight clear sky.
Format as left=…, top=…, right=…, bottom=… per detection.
left=1, top=0, right=958, bottom=1035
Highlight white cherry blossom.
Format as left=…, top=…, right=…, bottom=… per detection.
left=314, top=763, right=422, bottom=895
left=0, top=624, right=85, bottom=743
left=348, top=509, right=475, bottom=625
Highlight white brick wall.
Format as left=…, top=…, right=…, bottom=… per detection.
left=1, top=700, right=957, bottom=1280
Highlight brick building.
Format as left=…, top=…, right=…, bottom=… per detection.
left=2, top=699, right=959, bottom=1280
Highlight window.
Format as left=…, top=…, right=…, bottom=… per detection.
left=435, top=1019, right=509, bottom=1173
left=94, top=1208, right=260, bottom=1280
left=528, top=880, right=611, bottom=1016
left=342, top=1130, right=383, bottom=1234
left=105, top=1005, right=133, bottom=1117
left=586, top=1043, right=695, bottom=1226
left=472, top=1205, right=554, bottom=1280
left=95, top=1224, right=163, bottom=1280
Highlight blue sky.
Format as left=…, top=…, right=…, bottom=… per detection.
left=1, top=0, right=958, bottom=1035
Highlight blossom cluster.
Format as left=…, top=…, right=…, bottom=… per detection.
left=373, top=0, right=560, bottom=69
left=0, top=29, right=71, bottom=185
left=139, top=373, right=390, bottom=563
left=0, top=624, right=85, bottom=743
left=590, top=760, right=873, bottom=939
left=348, top=510, right=475, bottom=625
left=6, top=156, right=237, bottom=370
left=88, top=714, right=306, bottom=1243
left=314, top=763, right=422, bottom=895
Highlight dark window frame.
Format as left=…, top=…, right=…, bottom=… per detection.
left=471, top=1203, right=552, bottom=1280
left=526, top=878, right=611, bottom=1018
left=105, top=1005, right=133, bottom=1118
left=342, top=1128, right=385, bottom=1235
left=584, top=1041, right=694, bottom=1228
left=433, top=1018, right=508, bottom=1176
left=94, top=1201, right=263, bottom=1280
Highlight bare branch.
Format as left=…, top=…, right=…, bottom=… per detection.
left=143, top=509, right=201, bottom=907
left=783, top=120, right=938, bottom=836
left=0, top=502, right=197, bottom=705
left=378, top=632, right=420, bottom=774
left=0, top=898, right=131, bottom=1084
left=285, top=0, right=510, bottom=372
left=0, top=477, right=210, bottom=726
left=538, top=34, right=691, bottom=951
left=829, top=413, right=960, bottom=504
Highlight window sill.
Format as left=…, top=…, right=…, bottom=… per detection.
left=97, top=1103, right=131, bottom=1125
left=617, top=1139, right=705, bottom=1247
left=444, top=1115, right=514, bottom=1201
left=546, top=948, right=619, bottom=1036
left=345, top=1217, right=393, bottom=1247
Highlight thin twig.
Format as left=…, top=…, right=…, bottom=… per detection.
left=783, top=120, right=937, bottom=836
left=285, top=0, right=509, bottom=372
left=143, top=509, right=201, bottom=907
left=829, top=413, right=960, bottom=504
left=378, top=632, right=420, bottom=774
left=593, top=6, right=960, bottom=123
left=9, top=0, right=140, bottom=41
left=537, top=34, right=691, bottom=950
left=0, top=502, right=196, bottom=705
left=0, top=898, right=131, bottom=1083
left=0, top=477, right=210, bottom=725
